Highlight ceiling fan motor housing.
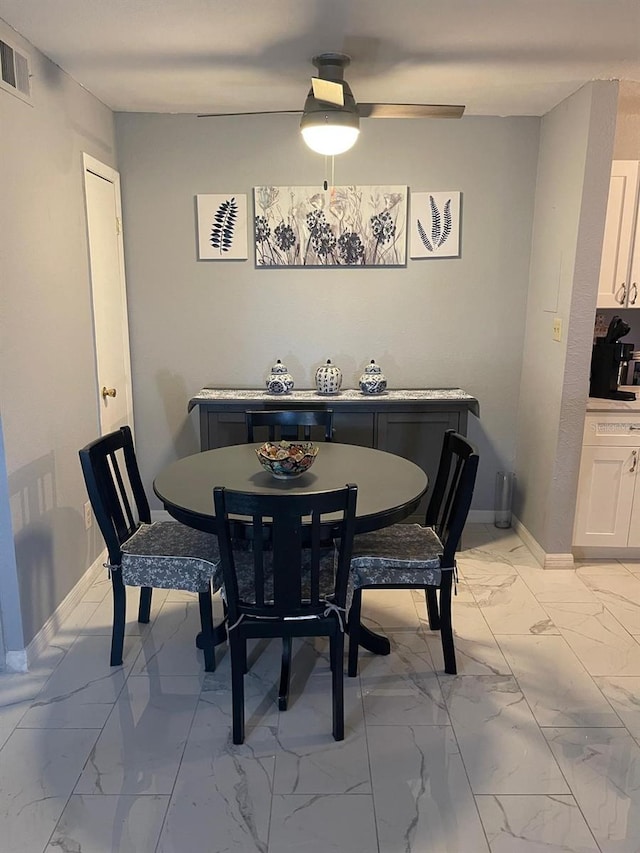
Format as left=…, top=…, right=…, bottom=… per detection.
left=301, top=52, right=360, bottom=140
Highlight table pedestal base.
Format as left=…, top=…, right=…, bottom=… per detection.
left=196, top=621, right=228, bottom=652
left=357, top=624, right=391, bottom=656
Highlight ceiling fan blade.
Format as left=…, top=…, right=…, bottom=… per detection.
left=311, top=77, right=344, bottom=106
left=358, top=103, right=465, bottom=119
left=197, top=110, right=301, bottom=118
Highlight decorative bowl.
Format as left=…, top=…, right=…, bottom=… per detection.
left=256, top=441, right=318, bottom=479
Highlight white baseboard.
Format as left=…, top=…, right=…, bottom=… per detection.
left=512, top=516, right=575, bottom=569
left=572, top=546, right=640, bottom=561
left=5, top=650, right=28, bottom=673
left=21, top=550, right=107, bottom=669
left=542, top=553, right=576, bottom=569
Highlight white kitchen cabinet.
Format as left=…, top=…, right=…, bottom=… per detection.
left=597, top=160, right=640, bottom=309
left=574, top=413, right=640, bottom=546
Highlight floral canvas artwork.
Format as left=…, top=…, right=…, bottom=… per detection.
left=410, top=192, right=461, bottom=259
left=197, top=194, right=248, bottom=260
left=253, top=185, right=407, bottom=267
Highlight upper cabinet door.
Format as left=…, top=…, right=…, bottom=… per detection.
left=597, top=161, right=640, bottom=309
left=629, top=181, right=640, bottom=312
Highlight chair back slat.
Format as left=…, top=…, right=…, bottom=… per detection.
left=214, top=493, right=240, bottom=606
left=214, top=484, right=357, bottom=628
left=438, top=454, right=464, bottom=533
left=108, top=450, right=137, bottom=534
left=272, top=511, right=304, bottom=612
left=252, top=515, right=265, bottom=606
left=424, top=429, right=479, bottom=566
left=79, top=426, right=149, bottom=565
left=245, top=410, right=334, bottom=443
left=310, top=509, right=322, bottom=604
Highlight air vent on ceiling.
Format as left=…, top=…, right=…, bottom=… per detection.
left=0, top=38, right=31, bottom=104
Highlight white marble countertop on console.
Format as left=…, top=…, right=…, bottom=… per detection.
left=587, top=388, right=640, bottom=413
left=189, top=387, right=479, bottom=414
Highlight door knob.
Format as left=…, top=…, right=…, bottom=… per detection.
left=102, top=386, right=117, bottom=399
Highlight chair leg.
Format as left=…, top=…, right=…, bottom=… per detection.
left=425, top=588, right=440, bottom=629
left=331, top=628, right=345, bottom=741
left=138, top=586, right=152, bottom=623
left=230, top=635, right=246, bottom=744
left=278, top=636, right=293, bottom=711
left=110, top=571, right=126, bottom=667
left=214, top=597, right=228, bottom=647
left=197, top=589, right=216, bottom=672
left=347, top=588, right=363, bottom=677
left=439, top=571, right=457, bottom=675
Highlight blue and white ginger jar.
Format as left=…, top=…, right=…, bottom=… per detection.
left=359, top=359, right=387, bottom=394
left=266, top=359, right=294, bottom=395
left=315, top=359, right=342, bottom=395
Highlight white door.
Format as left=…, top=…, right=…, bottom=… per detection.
left=83, top=154, right=134, bottom=435
left=573, top=445, right=637, bottom=547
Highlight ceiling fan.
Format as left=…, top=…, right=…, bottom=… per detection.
left=199, top=53, right=465, bottom=156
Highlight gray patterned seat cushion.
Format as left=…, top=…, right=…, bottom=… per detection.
left=223, top=546, right=353, bottom=611
left=350, top=523, right=444, bottom=588
left=120, top=522, right=221, bottom=593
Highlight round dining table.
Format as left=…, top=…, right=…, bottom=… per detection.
left=153, top=442, right=428, bottom=667
left=154, top=442, right=428, bottom=536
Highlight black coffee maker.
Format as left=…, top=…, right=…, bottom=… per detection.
left=590, top=315, right=636, bottom=401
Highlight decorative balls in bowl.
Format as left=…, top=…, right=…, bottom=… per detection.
left=256, top=441, right=319, bottom=479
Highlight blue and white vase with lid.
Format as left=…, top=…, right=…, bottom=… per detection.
left=359, top=359, right=387, bottom=394
left=266, top=359, right=294, bottom=395
left=315, top=359, right=343, bottom=395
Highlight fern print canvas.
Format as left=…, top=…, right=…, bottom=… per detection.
left=253, top=185, right=407, bottom=267
left=410, top=191, right=461, bottom=259
left=197, top=194, right=248, bottom=260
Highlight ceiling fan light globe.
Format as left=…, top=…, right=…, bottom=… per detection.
left=301, top=124, right=360, bottom=155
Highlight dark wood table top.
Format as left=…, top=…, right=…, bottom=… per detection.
left=154, top=442, right=428, bottom=535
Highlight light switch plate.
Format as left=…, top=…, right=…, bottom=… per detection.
left=553, top=318, right=562, bottom=342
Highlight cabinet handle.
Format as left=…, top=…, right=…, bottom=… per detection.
left=631, top=450, right=637, bottom=473
left=617, top=283, right=627, bottom=305
left=631, top=282, right=638, bottom=306
left=629, top=426, right=640, bottom=430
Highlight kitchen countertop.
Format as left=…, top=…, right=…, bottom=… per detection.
left=587, top=387, right=640, bottom=412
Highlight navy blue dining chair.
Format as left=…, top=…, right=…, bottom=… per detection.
left=79, top=426, right=221, bottom=670
left=347, top=430, right=479, bottom=675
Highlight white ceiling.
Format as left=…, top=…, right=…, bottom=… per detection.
left=0, top=0, right=639, bottom=116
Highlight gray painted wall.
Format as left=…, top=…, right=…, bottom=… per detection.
left=115, top=112, right=540, bottom=513
left=514, top=81, right=619, bottom=554
left=0, top=21, right=117, bottom=646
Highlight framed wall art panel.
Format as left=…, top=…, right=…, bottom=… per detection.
left=197, top=194, right=248, bottom=260
left=410, top=191, right=461, bottom=259
left=253, top=185, right=407, bottom=267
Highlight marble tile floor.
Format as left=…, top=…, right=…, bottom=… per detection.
left=3, top=525, right=640, bottom=851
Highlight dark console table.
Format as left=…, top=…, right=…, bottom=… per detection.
left=188, top=388, right=479, bottom=521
